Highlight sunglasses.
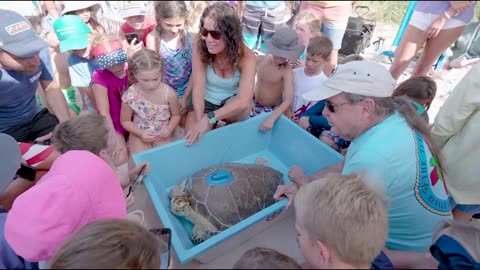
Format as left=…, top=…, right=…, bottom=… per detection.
left=200, top=27, right=222, bottom=40
left=324, top=100, right=350, bottom=113
left=150, top=228, right=172, bottom=269
left=126, top=163, right=147, bottom=198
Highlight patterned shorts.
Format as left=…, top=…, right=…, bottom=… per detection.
left=250, top=99, right=278, bottom=117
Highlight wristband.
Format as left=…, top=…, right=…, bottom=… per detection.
left=443, top=11, right=451, bottom=19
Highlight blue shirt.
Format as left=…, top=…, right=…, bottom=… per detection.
left=343, top=113, right=452, bottom=252
left=0, top=49, right=53, bottom=132
left=67, top=54, right=99, bottom=111
left=67, top=53, right=99, bottom=88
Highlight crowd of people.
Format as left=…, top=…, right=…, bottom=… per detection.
left=0, top=1, right=479, bottom=269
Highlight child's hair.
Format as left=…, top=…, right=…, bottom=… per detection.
left=294, top=173, right=388, bottom=267
left=294, top=10, right=322, bottom=35
left=154, top=1, right=188, bottom=49
left=48, top=218, right=161, bottom=269
left=392, top=76, right=437, bottom=111
left=65, top=7, right=104, bottom=34
left=91, top=32, right=119, bottom=49
left=52, top=112, right=109, bottom=155
left=306, top=36, right=333, bottom=59
left=233, top=247, right=302, bottom=269
left=433, top=220, right=480, bottom=262
left=187, top=1, right=209, bottom=29
left=128, top=49, right=164, bottom=84
left=340, top=54, right=364, bottom=64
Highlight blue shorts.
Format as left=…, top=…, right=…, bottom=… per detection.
left=449, top=197, right=480, bottom=215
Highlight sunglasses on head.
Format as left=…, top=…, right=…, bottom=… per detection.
left=324, top=100, right=350, bottom=113
left=200, top=27, right=222, bottom=40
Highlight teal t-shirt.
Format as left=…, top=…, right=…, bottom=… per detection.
left=343, top=112, right=452, bottom=252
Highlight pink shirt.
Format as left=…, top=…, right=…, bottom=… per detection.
left=91, top=66, right=130, bottom=136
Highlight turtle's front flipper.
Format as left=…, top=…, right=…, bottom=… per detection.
left=191, top=224, right=219, bottom=244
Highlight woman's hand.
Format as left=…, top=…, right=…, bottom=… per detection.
left=184, top=115, right=211, bottom=145
left=425, top=15, right=448, bottom=39
left=450, top=1, right=472, bottom=14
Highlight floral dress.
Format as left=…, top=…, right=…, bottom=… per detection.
left=121, top=85, right=170, bottom=132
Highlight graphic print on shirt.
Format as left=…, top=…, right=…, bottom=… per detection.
left=413, top=132, right=451, bottom=216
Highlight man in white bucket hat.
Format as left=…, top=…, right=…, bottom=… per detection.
left=274, top=60, right=452, bottom=269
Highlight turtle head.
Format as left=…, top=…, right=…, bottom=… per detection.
left=171, top=196, right=192, bottom=216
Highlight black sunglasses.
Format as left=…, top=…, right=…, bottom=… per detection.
left=150, top=228, right=172, bottom=269
left=324, top=100, right=350, bottom=113
left=200, top=27, right=222, bottom=40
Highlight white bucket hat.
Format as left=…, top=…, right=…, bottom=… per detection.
left=61, top=1, right=101, bottom=16
left=303, top=61, right=397, bottom=101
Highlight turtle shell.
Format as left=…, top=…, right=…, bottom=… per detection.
left=183, top=163, right=284, bottom=231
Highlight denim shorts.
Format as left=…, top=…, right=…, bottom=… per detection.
left=449, top=197, right=480, bottom=215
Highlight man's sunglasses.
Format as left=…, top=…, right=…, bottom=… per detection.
left=324, top=100, right=350, bottom=113
left=200, top=27, right=222, bottom=40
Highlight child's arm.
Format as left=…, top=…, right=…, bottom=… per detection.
left=156, top=87, right=181, bottom=139
left=92, top=83, right=116, bottom=132
left=120, top=102, right=143, bottom=138
left=145, top=31, right=157, bottom=52
left=259, top=68, right=294, bottom=131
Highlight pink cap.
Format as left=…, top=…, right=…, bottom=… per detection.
left=5, top=150, right=127, bottom=262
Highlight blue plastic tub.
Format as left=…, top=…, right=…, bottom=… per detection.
left=132, top=113, right=343, bottom=264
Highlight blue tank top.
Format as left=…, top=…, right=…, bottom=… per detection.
left=160, top=30, right=193, bottom=97
left=204, top=64, right=241, bottom=105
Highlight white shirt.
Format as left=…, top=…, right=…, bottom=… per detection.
left=291, top=67, right=327, bottom=115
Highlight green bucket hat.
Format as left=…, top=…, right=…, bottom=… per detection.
left=53, top=15, right=91, bottom=53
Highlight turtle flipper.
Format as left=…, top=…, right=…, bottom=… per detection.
left=191, top=224, right=219, bottom=244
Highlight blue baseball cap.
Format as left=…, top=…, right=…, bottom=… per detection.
left=0, top=9, right=48, bottom=58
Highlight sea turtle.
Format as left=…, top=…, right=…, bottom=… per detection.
left=168, top=158, right=284, bottom=244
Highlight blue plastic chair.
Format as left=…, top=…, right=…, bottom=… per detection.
left=381, top=1, right=417, bottom=60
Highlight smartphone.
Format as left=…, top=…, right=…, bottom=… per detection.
left=125, top=33, right=140, bottom=45
left=16, top=163, right=37, bottom=182
left=150, top=228, right=172, bottom=269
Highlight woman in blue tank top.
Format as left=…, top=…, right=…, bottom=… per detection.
left=184, top=2, right=257, bottom=145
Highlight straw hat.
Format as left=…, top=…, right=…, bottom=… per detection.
left=61, top=1, right=101, bottom=16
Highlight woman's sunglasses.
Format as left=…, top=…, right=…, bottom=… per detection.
left=200, top=27, right=222, bottom=40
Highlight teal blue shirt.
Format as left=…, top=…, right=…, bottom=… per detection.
left=343, top=113, right=452, bottom=252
